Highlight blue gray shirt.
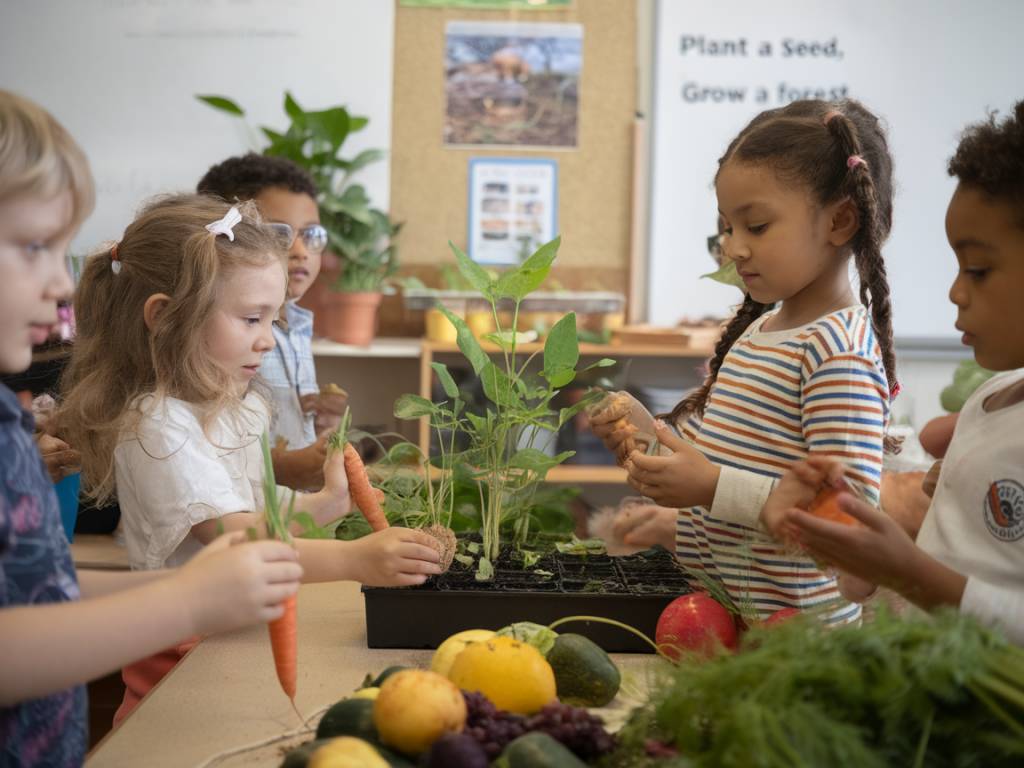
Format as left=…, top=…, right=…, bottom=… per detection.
left=261, top=302, right=319, bottom=450
left=0, top=383, right=86, bottom=767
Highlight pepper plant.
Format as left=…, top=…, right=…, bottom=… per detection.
left=392, top=237, right=613, bottom=579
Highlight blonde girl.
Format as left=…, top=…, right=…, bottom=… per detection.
left=59, top=193, right=440, bottom=720
left=0, top=91, right=303, bottom=766
left=593, top=99, right=898, bottom=625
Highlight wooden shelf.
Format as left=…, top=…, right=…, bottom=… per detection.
left=311, top=337, right=422, bottom=358
left=423, top=339, right=714, bottom=358
left=547, top=465, right=627, bottom=484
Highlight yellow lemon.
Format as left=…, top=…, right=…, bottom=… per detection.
left=351, top=686, right=379, bottom=700
left=373, top=669, right=467, bottom=755
left=431, top=629, right=496, bottom=678
left=307, top=737, right=388, bottom=768
left=447, top=635, right=557, bottom=715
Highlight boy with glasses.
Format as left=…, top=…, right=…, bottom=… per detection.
left=198, top=153, right=347, bottom=490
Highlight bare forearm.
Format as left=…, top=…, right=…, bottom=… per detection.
left=895, top=548, right=968, bottom=611
left=293, top=538, right=354, bottom=582
left=0, top=579, right=193, bottom=705
left=77, top=568, right=170, bottom=599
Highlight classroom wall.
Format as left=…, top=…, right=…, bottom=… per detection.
left=0, top=0, right=394, bottom=257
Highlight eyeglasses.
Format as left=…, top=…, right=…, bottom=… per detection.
left=706, top=232, right=726, bottom=264
left=267, top=222, right=329, bottom=255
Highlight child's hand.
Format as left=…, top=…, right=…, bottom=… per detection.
left=624, top=421, right=719, bottom=508
left=312, top=443, right=353, bottom=526
left=301, top=390, right=349, bottom=435
left=346, top=527, right=442, bottom=587
left=761, top=456, right=846, bottom=540
left=783, top=491, right=920, bottom=592
left=588, top=391, right=656, bottom=465
left=176, top=538, right=303, bottom=637
left=611, top=502, right=677, bottom=549
left=272, top=432, right=329, bottom=491
left=837, top=571, right=878, bottom=603
left=922, top=460, right=943, bottom=499
left=36, top=433, right=81, bottom=482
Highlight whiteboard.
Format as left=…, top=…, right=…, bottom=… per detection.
left=647, top=0, right=1024, bottom=340
left=0, top=0, right=394, bottom=257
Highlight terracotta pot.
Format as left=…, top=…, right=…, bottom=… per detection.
left=322, top=291, right=383, bottom=346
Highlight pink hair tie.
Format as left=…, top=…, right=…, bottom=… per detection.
left=890, top=380, right=902, bottom=399
left=823, top=110, right=842, bottom=125
left=847, top=154, right=867, bottom=170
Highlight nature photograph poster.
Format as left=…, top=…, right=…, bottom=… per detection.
left=468, top=158, right=557, bottom=265
left=445, top=21, right=582, bottom=148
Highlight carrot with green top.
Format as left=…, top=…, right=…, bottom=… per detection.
left=328, top=409, right=389, bottom=532
left=260, top=433, right=299, bottom=707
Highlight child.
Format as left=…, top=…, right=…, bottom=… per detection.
left=57, top=193, right=440, bottom=721
left=763, top=101, right=1024, bottom=643
left=197, top=153, right=345, bottom=490
left=592, top=99, right=898, bottom=625
left=0, top=90, right=304, bottom=766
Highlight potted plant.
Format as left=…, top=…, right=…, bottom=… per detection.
left=197, top=92, right=399, bottom=345
left=358, top=238, right=697, bottom=651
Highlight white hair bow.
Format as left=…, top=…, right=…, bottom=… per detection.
left=205, top=206, right=242, bottom=241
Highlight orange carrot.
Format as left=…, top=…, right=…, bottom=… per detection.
left=268, top=593, right=297, bottom=700
left=808, top=487, right=857, bottom=526
left=344, top=442, right=389, bottom=532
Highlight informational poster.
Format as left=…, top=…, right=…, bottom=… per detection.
left=445, top=21, right=582, bottom=148
left=468, top=158, right=557, bottom=265
left=646, top=0, right=1024, bottom=339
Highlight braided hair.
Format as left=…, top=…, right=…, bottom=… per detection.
left=669, top=99, right=897, bottom=424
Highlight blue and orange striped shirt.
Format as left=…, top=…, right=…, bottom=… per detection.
left=675, top=305, right=890, bottom=625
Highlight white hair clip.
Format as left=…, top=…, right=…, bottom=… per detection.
left=205, top=206, right=242, bottom=241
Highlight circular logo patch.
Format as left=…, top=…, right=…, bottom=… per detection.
left=983, top=480, right=1024, bottom=542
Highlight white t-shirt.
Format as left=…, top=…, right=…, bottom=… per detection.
left=114, top=392, right=274, bottom=570
left=916, top=369, right=1024, bottom=644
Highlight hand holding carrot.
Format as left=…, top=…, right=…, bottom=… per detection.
left=346, top=527, right=442, bottom=587
left=587, top=391, right=656, bottom=465
left=173, top=538, right=303, bottom=637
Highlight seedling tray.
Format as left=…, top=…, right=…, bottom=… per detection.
left=363, top=546, right=692, bottom=652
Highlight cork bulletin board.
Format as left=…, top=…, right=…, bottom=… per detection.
left=390, top=0, right=637, bottom=293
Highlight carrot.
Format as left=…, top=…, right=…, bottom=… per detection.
left=268, top=593, right=297, bottom=700
left=808, top=487, right=857, bottom=527
left=327, top=408, right=389, bottom=532
left=344, top=442, right=389, bottom=532
left=260, top=433, right=299, bottom=707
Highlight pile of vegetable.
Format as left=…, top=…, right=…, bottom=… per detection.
left=280, top=620, right=624, bottom=767
left=604, top=608, right=1024, bottom=768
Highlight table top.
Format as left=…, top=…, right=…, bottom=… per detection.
left=86, top=581, right=654, bottom=767
left=70, top=534, right=131, bottom=571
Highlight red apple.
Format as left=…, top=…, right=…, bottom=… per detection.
left=763, top=607, right=801, bottom=626
left=655, top=593, right=737, bottom=660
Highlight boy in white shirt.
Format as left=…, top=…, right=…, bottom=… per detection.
left=762, top=101, right=1024, bottom=643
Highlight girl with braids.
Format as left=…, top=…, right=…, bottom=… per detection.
left=57, top=194, right=441, bottom=721
left=763, top=101, right=1024, bottom=643
left=592, top=98, right=897, bottom=625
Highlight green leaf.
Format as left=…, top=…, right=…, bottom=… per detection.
left=283, top=91, right=306, bottom=126
left=384, top=441, right=424, bottom=465
left=306, top=107, right=350, bottom=151
left=290, top=511, right=331, bottom=539
left=453, top=553, right=474, bottom=568
left=542, top=312, right=579, bottom=387
left=701, top=259, right=746, bottom=290
left=431, top=362, right=460, bottom=399
left=348, top=115, right=369, bottom=133
left=448, top=241, right=494, bottom=299
left=261, top=127, right=285, bottom=144
left=475, top=556, right=494, bottom=581
left=481, top=362, right=518, bottom=407
left=465, top=411, right=489, bottom=435
left=508, top=448, right=573, bottom=474
left=393, top=394, right=437, bottom=420
left=496, top=622, right=558, bottom=656
left=196, top=94, right=245, bottom=116
left=582, top=358, right=617, bottom=372
left=493, top=236, right=560, bottom=300
left=437, top=304, right=489, bottom=375
left=343, top=148, right=386, bottom=175
left=481, top=330, right=538, bottom=351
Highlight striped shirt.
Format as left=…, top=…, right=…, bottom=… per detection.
left=675, top=305, right=890, bottom=625
left=260, top=302, right=319, bottom=450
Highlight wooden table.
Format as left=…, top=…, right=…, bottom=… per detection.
left=70, top=534, right=131, bottom=571
left=86, top=582, right=653, bottom=767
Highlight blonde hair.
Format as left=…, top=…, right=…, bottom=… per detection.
left=0, top=90, right=95, bottom=234
left=59, top=193, right=285, bottom=503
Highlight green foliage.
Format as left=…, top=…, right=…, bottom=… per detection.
left=940, top=359, right=995, bottom=412
left=701, top=259, right=746, bottom=291
left=388, top=238, right=605, bottom=574
left=197, top=91, right=398, bottom=292
left=604, top=607, right=1024, bottom=768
